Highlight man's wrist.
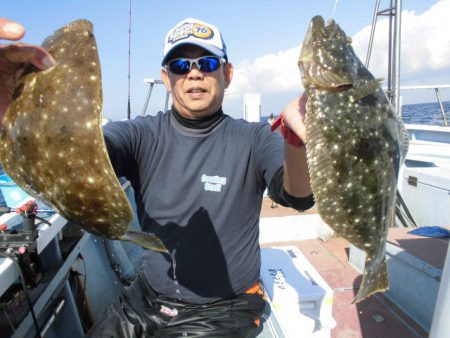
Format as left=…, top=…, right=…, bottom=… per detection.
left=271, top=113, right=304, bottom=147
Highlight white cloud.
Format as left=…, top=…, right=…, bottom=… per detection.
left=352, top=0, right=450, bottom=78
left=225, top=0, right=450, bottom=105
left=225, top=47, right=302, bottom=100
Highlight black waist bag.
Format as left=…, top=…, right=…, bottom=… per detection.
left=85, top=271, right=267, bottom=338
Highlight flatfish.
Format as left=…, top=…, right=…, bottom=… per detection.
left=298, top=16, right=408, bottom=302
left=0, top=20, right=168, bottom=253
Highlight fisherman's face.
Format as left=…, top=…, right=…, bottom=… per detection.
left=161, top=45, right=233, bottom=119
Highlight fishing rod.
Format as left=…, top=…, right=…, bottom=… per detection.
left=127, top=0, right=132, bottom=119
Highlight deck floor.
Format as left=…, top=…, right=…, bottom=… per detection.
left=260, top=197, right=431, bottom=338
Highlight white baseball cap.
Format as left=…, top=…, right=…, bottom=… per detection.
left=162, top=18, right=227, bottom=66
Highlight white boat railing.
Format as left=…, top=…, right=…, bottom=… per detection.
left=141, top=78, right=170, bottom=116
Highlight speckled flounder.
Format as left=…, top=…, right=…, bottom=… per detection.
left=0, top=20, right=167, bottom=253
left=299, top=16, right=408, bottom=302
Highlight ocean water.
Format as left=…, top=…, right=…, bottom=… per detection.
left=261, top=101, right=450, bottom=126
left=401, top=101, right=450, bottom=126
left=0, top=167, right=7, bottom=207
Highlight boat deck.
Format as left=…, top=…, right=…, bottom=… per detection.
left=259, top=197, right=447, bottom=338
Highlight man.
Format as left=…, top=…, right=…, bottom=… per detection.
left=1, top=17, right=313, bottom=337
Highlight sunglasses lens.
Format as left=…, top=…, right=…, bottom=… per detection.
left=167, top=57, right=222, bottom=75
left=198, top=57, right=221, bottom=72
left=168, top=59, right=191, bottom=75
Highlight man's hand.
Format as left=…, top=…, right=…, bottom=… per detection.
left=278, top=92, right=312, bottom=198
left=281, top=92, right=307, bottom=143
left=0, top=18, right=55, bottom=120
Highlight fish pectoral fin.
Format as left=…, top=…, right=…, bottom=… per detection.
left=120, top=230, right=169, bottom=253
left=350, top=79, right=383, bottom=101
left=353, top=257, right=389, bottom=303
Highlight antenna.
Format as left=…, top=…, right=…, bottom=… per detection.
left=127, top=0, right=132, bottom=119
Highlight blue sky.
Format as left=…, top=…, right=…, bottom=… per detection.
left=3, top=0, right=449, bottom=121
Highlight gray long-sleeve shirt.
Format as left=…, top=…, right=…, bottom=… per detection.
left=104, top=110, right=312, bottom=303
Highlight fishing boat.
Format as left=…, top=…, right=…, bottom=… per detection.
left=0, top=0, right=449, bottom=337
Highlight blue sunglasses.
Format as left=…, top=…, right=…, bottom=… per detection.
left=166, top=56, right=226, bottom=75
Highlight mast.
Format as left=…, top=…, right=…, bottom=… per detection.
left=366, top=0, right=402, bottom=116
left=392, top=0, right=402, bottom=116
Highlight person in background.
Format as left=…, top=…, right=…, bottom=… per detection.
left=0, top=17, right=313, bottom=337
left=267, top=112, right=276, bottom=126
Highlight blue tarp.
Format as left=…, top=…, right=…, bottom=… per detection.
left=408, top=226, right=450, bottom=238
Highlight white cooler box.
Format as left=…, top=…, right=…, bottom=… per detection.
left=400, top=165, right=450, bottom=227
left=260, top=246, right=336, bottom=338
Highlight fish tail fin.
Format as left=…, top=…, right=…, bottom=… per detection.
left=352, top=256, right=389, bottom=303
left=120, top=230, right=169, bottom=253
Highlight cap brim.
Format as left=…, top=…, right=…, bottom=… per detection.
left=162, top=42, right=226, bottom=66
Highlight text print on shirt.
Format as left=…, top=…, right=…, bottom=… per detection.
left=201, top=174, right=227, bottom=192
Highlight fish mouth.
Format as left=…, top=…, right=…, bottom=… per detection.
left=299, top=15, right=356, bottom=89
left=300, top=61, right=354, bottom=90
